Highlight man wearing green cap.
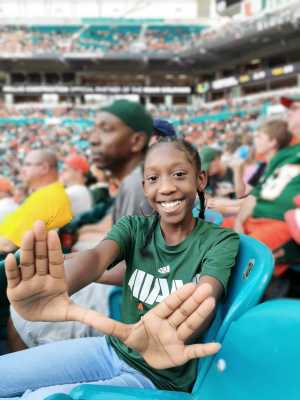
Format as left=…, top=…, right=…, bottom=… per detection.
left=91, top=99, right=153, bottom=221
left=8, top=99, right=154, bottom=351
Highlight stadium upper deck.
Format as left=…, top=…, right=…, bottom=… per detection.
left=0, top=2, right=299, bottom=104
left=0, top=20, right=207, bottom=57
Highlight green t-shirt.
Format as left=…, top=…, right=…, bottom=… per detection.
left=105, top=215, right=239, bottom=392
left=251, top=143, right=300, bottom=220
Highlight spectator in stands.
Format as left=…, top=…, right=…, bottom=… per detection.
left=8, top=99, right=154, bottom=351
left=224, top=134, right=261, bottom=199
left=200, top=146, right=235, bottom=198
left=152, top=118, right=177, bottom=141
left=285, top=195, right=300, bottom=245
left=61, top=154, right=93, bottom=217
left=224, top=119, right=300, bottom=286
left=281, top=94, right=300, bottom=136
left=279, top=94, right=300, bottom=279
left=86, top=165, right=110, bottom=205
left=0, top=177, right=18, bottom=223
left=90, top=99, right=153, bottom=224
left=0, top=149, right=72, bottom=254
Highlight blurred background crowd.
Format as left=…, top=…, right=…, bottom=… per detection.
left=0, top=0, right=299, bottom=355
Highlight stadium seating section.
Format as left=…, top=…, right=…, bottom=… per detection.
left=0, top=23, right=206, bottom=55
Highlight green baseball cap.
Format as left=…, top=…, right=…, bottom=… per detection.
left=101, top=99, right=153, bottom=136
left=280, top=94, right=300, bottom=108
left=200, top=146, right=221, bottom=171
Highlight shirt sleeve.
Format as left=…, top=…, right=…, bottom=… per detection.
left=201, top=230, right=240, bottom=294
left=104, top=216, right=134, bottom=263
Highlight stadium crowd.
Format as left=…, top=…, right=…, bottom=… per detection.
left=0, top=93, right=298, bottom=273
left=0, top=24, right=205, bottom=55
left=0, top=93, right=283, bottom=187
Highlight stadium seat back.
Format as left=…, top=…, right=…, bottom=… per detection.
left=204, top=209, right=223, bottom=225
left=199, top=299, right=300, bottom=400
left=192, top=207, right=223, bottom=225
left=194, top=234, right=274, bottom=390
left=108, top=286, right=122, bottom=321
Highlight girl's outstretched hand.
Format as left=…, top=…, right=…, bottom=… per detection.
left=120, top=283, right=220, bottom=369
left=5, top=220, right=220, bottom=369
left=5, top=220, right=74, bottom=322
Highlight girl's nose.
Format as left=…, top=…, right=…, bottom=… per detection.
left=158, top=177, right=176, bottom=194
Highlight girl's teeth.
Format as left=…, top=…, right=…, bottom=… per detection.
left=161, top=200, right=182, bottom=208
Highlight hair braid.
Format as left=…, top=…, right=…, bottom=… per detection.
left=140, top=212, right=159, bottom=256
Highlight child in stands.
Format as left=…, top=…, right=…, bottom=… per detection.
left=0, top=138, right=239, bottom=399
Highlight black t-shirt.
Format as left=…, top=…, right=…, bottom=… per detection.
left=247, top=162, right=267, bottom=187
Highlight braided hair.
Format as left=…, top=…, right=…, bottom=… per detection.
left=140, top=137, right=206, bottom=256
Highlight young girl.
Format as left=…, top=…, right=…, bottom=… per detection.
left=0, top=139, right=239, bottom=399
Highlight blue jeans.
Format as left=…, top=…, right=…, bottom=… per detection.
left=0, top=336, right=156, bottom=399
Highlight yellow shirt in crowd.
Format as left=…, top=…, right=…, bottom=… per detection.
left=0, top=182, right=72, bottom=246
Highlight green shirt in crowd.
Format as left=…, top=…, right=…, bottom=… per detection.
left=105, top=215, right=239, bottom=392
left=251, top=143, right=300, bottom=221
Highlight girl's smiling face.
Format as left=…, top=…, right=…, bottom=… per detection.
left=143, top=142, right=206, bottom=228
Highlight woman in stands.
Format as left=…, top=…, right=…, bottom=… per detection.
left=0, top=138, right=239, bottom=398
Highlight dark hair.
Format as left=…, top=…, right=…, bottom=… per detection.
left=140, top=137, right=206, bottom=256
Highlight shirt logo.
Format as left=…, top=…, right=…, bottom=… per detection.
left=157, top=265, right=171, bottom=275
left=128, top=269, right=184, bottom=305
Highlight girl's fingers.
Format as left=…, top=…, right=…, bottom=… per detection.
left=168, top=283, right=213, bottom=328
left=47, top=230, right=65, bottom=279
left=177, top=297, right=216, bottom=341
left=184, top=342, right=221, bottom=362
left=151, top=283, right=197, bottom=320
left=33, top=220, right=49, bottom=276
left=19, top=230, right=35, bottom=281
left=67, top=303, right=131, bottom=343
left=5, top=253, right=20, bottom=289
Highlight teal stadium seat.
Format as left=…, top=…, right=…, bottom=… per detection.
left=44, top=234, right=274, bottom=400
left=192, top=207, right=223, bottom=224
left=198, top=299, right=300, bottom=400
left=108, top=286, right=122, bottom=321
left=204, top=209, right=223, bottom=225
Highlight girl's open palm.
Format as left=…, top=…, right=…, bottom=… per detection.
left=5, top=221, right=74, bottom=322
left=122, top=283, right=220, bottom=368
left=5, top=220, right=220, bottom=369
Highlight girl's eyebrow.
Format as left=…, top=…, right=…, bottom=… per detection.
left=144, top=161, right=190, bottom=171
